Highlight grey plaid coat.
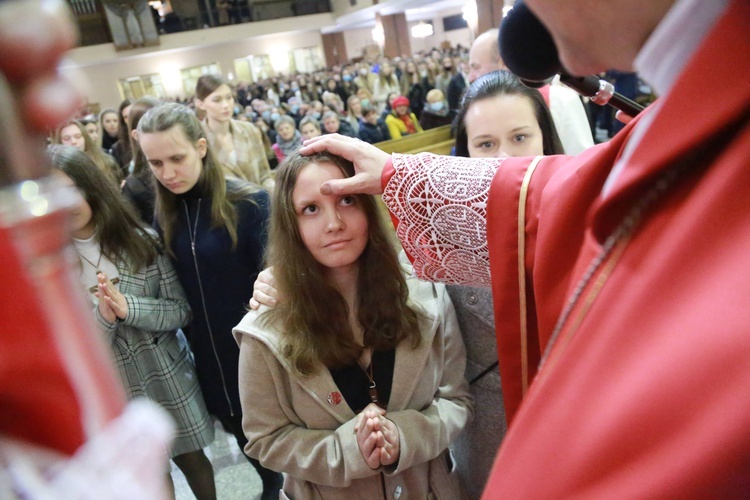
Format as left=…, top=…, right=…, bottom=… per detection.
left=93, top=246, right=214, bottom=457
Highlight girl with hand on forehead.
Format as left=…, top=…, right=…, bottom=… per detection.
left=233, top=151, right=472, bottom=499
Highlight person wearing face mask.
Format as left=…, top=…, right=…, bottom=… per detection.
left=353, top=64, right=376, bottom=96
left=340, top=70, right=358, bottom=100
left=308, top=100, right=325, bottom=122
left=419, top=89, right=454, bottom=130
left=356, top=88, right=375, bottom=113
left=195, top=74, right=274, bottom=191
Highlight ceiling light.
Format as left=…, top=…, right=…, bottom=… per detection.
left=411, top=21, right=433, bottom=39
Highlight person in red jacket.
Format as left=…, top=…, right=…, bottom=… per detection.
left=299, top=0, right=750, bottom=497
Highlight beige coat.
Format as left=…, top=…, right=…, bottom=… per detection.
left=202, top=119, right=274, bottom=190
left=234, top=277, right=472, bottom=499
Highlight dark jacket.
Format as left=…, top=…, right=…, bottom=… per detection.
left=419, top=107, right=455, bottom=131
left=358, top=119, right=391, bottom=144
left=447, top=73, right=468, bottom=112
left=122, top=169, right=156, bottom=225
left=161, top=179, right=269, bottom=417
left=406, top=79, right=433, bottom=119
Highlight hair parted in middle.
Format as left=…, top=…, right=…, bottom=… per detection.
left=195, top=73, right=231, bottom=101
left=137, top=102, right=259, bottom=255
left=261, top=151, right=421, bottom=376
left=454, top=69, right=565, bottom=157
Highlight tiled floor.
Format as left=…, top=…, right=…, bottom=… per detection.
left=172, top=420, right=263, bottom=500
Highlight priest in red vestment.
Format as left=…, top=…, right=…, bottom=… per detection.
left=301, top=0, right=750, bottom=496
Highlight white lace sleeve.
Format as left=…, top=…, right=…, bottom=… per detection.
left=382, top=153, right=502, bottom=287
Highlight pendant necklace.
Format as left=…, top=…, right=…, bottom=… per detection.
left=78, top=250, right=119, bottom=293
left=364, top=358, right=382, bottom=408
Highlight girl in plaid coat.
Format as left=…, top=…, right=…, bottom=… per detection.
left=51, top=146, right=217, bottom=499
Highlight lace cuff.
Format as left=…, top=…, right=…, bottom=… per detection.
left=382, top=153, right=502, bottom=286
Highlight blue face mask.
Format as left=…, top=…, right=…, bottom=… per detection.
left=312, top=111, right=321, bottom=120
left=291, top=105, right=300, bottom=114
left=429, top=101, right=445, bottom=112
left=343, top=74, right=352, bottom=82
left=360, top=99, right=370, bottom=108
left=262, top=110, right=271, bottom=120
left=270, top=112, right=280, bottom=123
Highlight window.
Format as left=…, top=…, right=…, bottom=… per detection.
left=117, top=73, right=166, bottom=100
left=233, top=55, right=274, bottom=83
left=442, top=13, right=468, bottom=32
left=180, top=63, right=222, bottom=96
left=291, top=47, right=324, bottom=74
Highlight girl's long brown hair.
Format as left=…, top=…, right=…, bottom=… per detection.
left=50, top=145, right=159, bottom=271
left=262, top=152, right=421, bottom=376
left=137, top=103, right=258, bottom=255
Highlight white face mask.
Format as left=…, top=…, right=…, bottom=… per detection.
left=359, top=68, right=369, bottom=76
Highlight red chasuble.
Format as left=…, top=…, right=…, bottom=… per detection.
left=382, top=0, right=749, bottom=495
left=482, top=1, right=750, bottom=495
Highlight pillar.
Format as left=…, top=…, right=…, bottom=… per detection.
left=322, top=32, right=348, bottom=67
left=378, top=12, right=411, bottom=59
left=476, top=0, right=505, bottom=34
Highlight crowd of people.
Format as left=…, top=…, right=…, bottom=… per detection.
left=27, top=38, right=591, bottom=497
left=2, top=0, right=748, bottom=498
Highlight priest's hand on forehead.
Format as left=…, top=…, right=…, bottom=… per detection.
left=299, top=134, right=390, bottom=196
